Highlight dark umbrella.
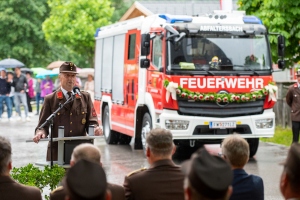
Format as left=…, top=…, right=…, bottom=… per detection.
left=20, top=68, right=33, bottom=74
left=0, top=58, right=25, bottom=68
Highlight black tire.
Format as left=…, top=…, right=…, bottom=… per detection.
left=247, top=138, right=259, bottom=158
left=103, top=106, right=119, bottom=144
left=141, top=113, right=152, bottom=154
left=119, top=134, right=132, bottom=145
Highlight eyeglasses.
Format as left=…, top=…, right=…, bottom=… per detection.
left=62, top=73, right=76, bottom=78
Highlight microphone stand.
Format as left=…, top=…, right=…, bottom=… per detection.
left=38, top=94, right=75, bottom=167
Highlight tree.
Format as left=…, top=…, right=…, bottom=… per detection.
left=238, top=0, right=300, bottom=67
left=43, top=0, right=114, bottom=68
left=110, top=0, right=134, bottom=23
left=0, top=0, right=50, bottom=68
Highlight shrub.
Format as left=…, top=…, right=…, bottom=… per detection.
left=11, top=164, right=65, bottom=199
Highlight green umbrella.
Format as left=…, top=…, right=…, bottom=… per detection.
left=31, top=67, right=47, bottom=76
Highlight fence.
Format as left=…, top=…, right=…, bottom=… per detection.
left=274, top=82, right=294, bottom=128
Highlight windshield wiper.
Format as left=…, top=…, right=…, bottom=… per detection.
left=233, top=65, right=260, bottom=76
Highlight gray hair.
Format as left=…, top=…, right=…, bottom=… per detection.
left=0, top=136, right=12, bottom=175
left=146, top=128, right=174, bottom=157
left=71, top=143, right=101, bottom=164
left=221, top=133, right=249, bottom=167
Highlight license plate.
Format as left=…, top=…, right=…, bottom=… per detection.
left=209, top=121, right=236, bottom=129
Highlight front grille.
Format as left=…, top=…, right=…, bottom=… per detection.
left=177, top=97, right=265, bottom=118
left=193, top=125, right=252, bottom=135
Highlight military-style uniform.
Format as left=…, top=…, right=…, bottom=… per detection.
left=123, top=159, right=185, bottom=200
left=0, top=176, right=42, bottom=200
left=50, top=183, right=125, bottom=200
left=35, top=88, right=98, bottom=161
left=286, top=82, right=300, bottom=143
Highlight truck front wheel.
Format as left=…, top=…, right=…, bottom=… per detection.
left=247, top=138, right=259, bottom=158
left=141, top=113, right=152, bottom=154
left=103, top=106, right=119, bottom=144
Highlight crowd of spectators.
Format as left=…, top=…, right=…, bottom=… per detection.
left=1, top=129, right=299, bottom=200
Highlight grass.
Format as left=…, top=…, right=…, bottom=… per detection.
left=260, top=126, right=292, bottom=146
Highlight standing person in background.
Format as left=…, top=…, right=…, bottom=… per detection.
left=84, top=74, right=94, bottom=102
left=286, top=69, right=300, bottom=144
left=0, top=69, right=12, bottom=121
left=41, top=75, right=54, bottom=98
left=34, top=78, right=43, bottom=115
left=8, top=67, right=30, bottom=121
left=7, top=72, right=15, bottom=115
left=25, top=72, right=34, bottom=116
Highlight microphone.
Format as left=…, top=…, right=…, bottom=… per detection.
left=72, top=86, right=81, bottom=96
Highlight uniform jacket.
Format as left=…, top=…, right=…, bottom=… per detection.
left=230, top=168, right=264, bottom=200
left=123, top=159, right=185, bottom=200
left=0, top=176, right=42, bottom=200
left=286, top=83, right=300, bottom=121
left=35, top=88, right=99, bottom=161
left=50, top=183, right=125, bottom=200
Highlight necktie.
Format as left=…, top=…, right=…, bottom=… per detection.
left=67, top=92, right=72, bottom=99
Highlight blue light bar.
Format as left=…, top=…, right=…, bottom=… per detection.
left=94, top=28, right=101, bottom=37
left=243, top=16, right=262, bottom=24
left=159, top=14, right=193, bottom=23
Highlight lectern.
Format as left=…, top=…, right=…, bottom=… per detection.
left=28, top=126, right=103, bottom=168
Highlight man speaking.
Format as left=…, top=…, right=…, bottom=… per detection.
left=33, top=62, right=102, bottom=161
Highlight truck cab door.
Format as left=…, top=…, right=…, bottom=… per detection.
left=146, top=34, right=165, bottom=111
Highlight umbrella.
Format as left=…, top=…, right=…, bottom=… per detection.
left=46, top=61, right=65, bottom=69
left=0, top=58, right=25, bottom=68
left=77, top=68, right=94, bottom=78
left=31, top=67, right=47, bottom=76
left=36, top=70, right=59, bottom=79
left=20, top=68, right=33, bottom=74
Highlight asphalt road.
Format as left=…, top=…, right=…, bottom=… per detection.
left=0, top=112, right=288, bottom=200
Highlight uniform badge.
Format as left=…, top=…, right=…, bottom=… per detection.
left=92, top=107, right=97, bottom=117
left=75, top=94, right=81, bottom=99
left=57, top=91, right=63, bottom=99
left=82, top=118, right=86, bottom=124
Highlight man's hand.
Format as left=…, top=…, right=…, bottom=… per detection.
left=33, top=129, right=47, bottom=143
left=94, top=126, right=103, bottom=136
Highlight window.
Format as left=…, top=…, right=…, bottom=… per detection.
left=128, top=34, right=136, bottom=60
left=152, top=36, right=162, bottom=69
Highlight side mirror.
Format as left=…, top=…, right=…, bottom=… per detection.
left=277, top=59, right=284, bottom=69
left=140, top=59, right=150, bottom=69
left=141, top=34, right=150, bottom=56
left=277, top=35, right=285, bottom=57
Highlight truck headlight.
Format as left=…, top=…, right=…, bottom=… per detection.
left=255, top=119, right=273, bottom=129
left=165, top=120, right=189, bottom=130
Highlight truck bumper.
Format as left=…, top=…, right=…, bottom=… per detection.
left=156, top=109, right=275, bottom=140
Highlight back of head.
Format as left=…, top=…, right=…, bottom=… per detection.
left=284, top=143, right=300, bottom=193
left=221, top=134, right=249, bottom=168
left=146, top=128, right=174, bottom=157
left=64, top=159, right=107, bottom=200
left=71, top=143, right=101, bottom=164
left=183, top=147, right=233, bottom=200
left=0, top=136, right=12, bottom=175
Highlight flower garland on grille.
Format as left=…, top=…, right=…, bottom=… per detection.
left=164, top=79, right=277, bottom=103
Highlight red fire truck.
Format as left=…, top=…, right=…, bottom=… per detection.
left=93, top=11, right=285, bottom=157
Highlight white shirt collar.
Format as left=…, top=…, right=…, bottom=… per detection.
left=60, top=87, right=71, bottom=99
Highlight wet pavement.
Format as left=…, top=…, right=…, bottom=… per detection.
left=0, top=111, right=287, bottom=200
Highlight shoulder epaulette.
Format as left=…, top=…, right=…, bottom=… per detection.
left=127, top=167, right=147, bottom=177
left=50, top=186, right=63, bottom=194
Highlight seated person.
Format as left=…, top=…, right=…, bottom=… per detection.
left=245, top=54, right=259, bottom=66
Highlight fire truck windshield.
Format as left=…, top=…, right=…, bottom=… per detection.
left=168, top=33, right=271, bottom=73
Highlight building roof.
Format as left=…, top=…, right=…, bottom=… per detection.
left=120, top=0, right=239, bottom=21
